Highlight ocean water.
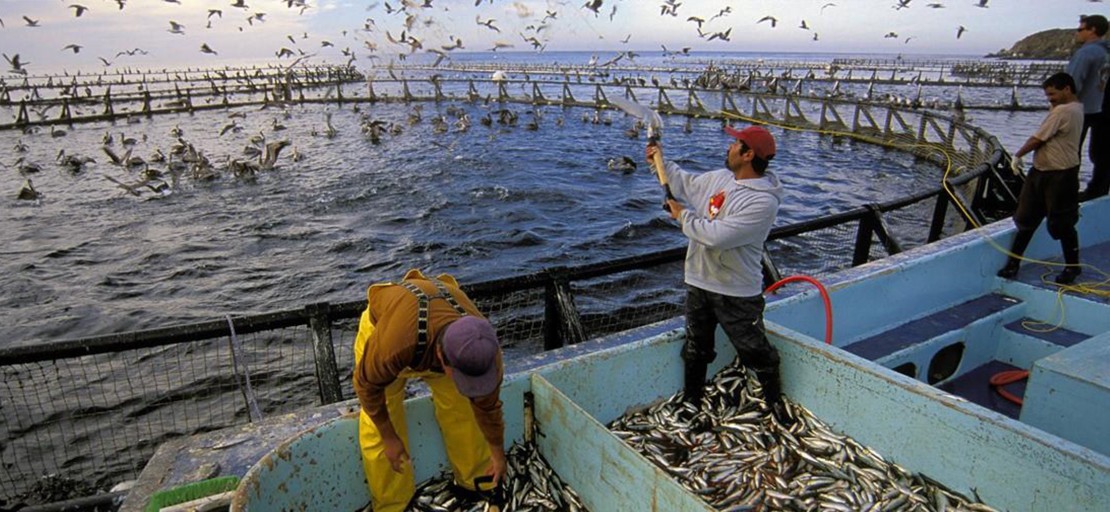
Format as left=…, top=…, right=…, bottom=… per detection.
left=0, top=51, right=1054, bottom=347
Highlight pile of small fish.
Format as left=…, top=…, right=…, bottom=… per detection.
left=609, top=362, right=998, bottom=512
left=405, top=442, right=588, bottom=512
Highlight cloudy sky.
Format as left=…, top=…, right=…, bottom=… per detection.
left=0, top=0, right=1098, bottom=74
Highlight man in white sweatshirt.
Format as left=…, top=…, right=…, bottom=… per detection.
left=646, top=125, right=787, bottom=424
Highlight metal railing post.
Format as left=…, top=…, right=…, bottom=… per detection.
left=306, top=302, right=343, bottom=405
left=852, top=214, right=876, bottom=266
left=542, top=268, right=586, bottom=350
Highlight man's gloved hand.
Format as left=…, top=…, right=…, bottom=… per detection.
left=1010, top=156, right=1025, bottom=176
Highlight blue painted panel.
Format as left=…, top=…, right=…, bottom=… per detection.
left=845, top=293, right=1021, bottom=360
left=770, top=321, right=1110, bottom=512
left=1003, top=318, right=1090, bottom=347
left=230, top=374, right=531, bottom=511
left=522, top=328, right=692, bottom=427
left=231, top=416, right=367, bottom=512
left=531, top=375, right=714, bottom=512
left=1022, top=332, right=1110, bottom=456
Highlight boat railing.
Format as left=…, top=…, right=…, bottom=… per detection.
left=0, top=67, right=1015, bottom=508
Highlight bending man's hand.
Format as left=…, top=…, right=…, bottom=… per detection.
left=645, top=143, right=662, bottom=163
left=1010, top=156, right=1025, bottom=176
left=382, top=434, right=410, bottom=473
left=486, top=444, right=507, bottom=486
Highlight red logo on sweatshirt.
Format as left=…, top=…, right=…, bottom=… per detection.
left=707, top=190, right=725, bottom=220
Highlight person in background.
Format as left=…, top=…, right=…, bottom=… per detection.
left=998, top=73, right=1085, bottom=285
left=353, top=269, right=505, bottom=512
left=1066, top=14, right=1110, bottom=200
left=646, top=125, right=788, bottom=424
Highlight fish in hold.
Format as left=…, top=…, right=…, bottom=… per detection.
left=608, top=360, right=1000, bottom=512
left=387, top=442, right=589, bottom=512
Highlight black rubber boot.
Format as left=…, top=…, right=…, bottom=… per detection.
left=679, top=360, right=711, bottom=432
left=683, top=360, right=708, bottom=406
left=998, top=229, right=1035, bottom=279
left=1057, top=232, right=1081, bottom=285
left=757, top=369, right=791, bottom=427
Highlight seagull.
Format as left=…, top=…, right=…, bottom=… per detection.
left=22, top=16, right=40, bottom=27
left=757, top=16, right=778, bottom=28
left=69, top=4, right=89, bottom=17
left=904, top=36, right=916, bottom=44
left=706, top=28, right=732, bottom=42
left=820, top=2, right=836, bottom=12
left=208, top=9, right=223, bottom=19
left=583, top=0, right=602, bottom=16
left=200, top=43, right=218, bottom=55
left=98, top=56, right=113, bottom=67
left=3, top=53, right=29, bottom=74
left=974, top=0, right=988, bottom=7
left=476, top=15, right=500, bottom=32
left=799, top=20, right=810, bottom=30
left=709, top=6, right=731, bottom=21
left=167, top=21, right=185, bottom=34
left=62, top=44, right=83, bottom=54
left=926, top=2, right=945, bottom=7
left=427, top=48, right=448, bottom=66
left=687, top=16, right=704, bottom=29
left=957, top=25, right=967, bottom=39
left=884, top=31, right=899, bottom=38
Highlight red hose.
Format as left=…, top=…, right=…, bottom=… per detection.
left=764, top=275, right=833, bottom=345
left=989, top=369, right=1029, bottom=405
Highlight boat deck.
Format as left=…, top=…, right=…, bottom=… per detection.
left=765, top=197, right=1110, bottom=462
left=1005, top=238, right=1110, bottom=304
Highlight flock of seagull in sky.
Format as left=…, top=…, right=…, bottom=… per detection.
left=0, top=0, right=1012, bottom=77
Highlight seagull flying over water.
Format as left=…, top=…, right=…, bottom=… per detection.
left=23, top=16, right=41, bottom=27
left=757, top=16, right=778, bottom=28
left=957, top=25, right=968, bottom=39
left=167, top=21, right=185, bottom=34
left=69, top=4, right=89, bottom=17
left=3, top=53, right=29, bottom=74
left=200, top=43, right=218, bottom=55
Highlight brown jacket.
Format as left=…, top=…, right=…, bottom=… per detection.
left=353, top=270, right=505, bottom=447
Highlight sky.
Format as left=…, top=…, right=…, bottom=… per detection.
left=0, top=0, right=1101, bottom=74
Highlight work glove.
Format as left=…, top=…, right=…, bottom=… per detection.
left=1010, top=156, right=1024, bottom=176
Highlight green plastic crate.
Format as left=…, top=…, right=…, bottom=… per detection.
left=144, top=476, right=240, bottom=512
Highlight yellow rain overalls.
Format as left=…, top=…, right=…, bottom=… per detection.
left=353, top=270, right=493, bottom=512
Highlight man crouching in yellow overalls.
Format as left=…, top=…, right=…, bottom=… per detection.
left=352, top=269, right=506, bottom=512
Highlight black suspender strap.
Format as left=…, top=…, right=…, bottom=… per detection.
left=398, top=280, right=468, bottom=367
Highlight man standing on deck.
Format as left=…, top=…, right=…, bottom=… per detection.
left=646, top=125, right=788, bottom=424
left=998, top=73, right=1085, bottom=285
left=1067, top=14, right=1110, bottom=200
left=353, top=269, right=505, bottom=512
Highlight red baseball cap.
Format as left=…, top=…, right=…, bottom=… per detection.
left=724, top=125, right=776, bottom=160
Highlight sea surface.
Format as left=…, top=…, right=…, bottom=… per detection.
left=0, top=51, right=1064, bottom=347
